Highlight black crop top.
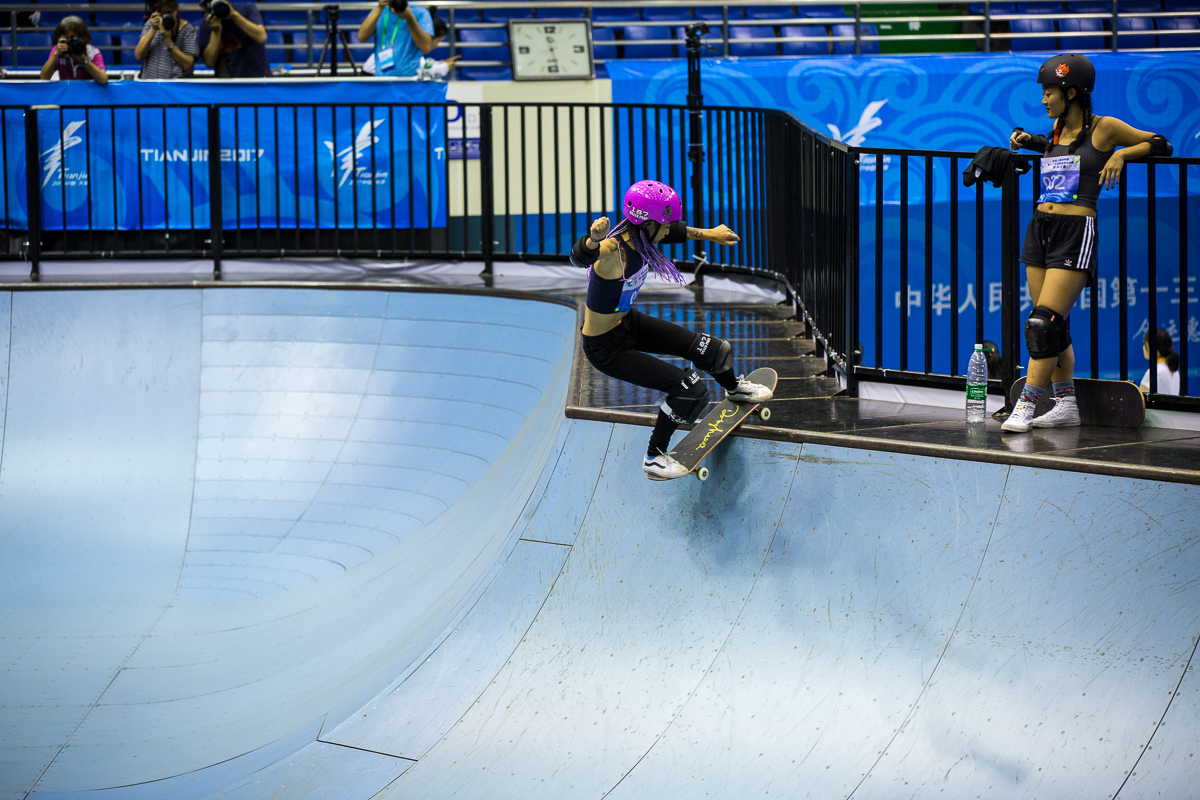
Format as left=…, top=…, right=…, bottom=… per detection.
left=585, top=241, right=649, bottom=314
left=1037, top=118, right=1113, bottom=211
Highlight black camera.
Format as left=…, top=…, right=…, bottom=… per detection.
left=684, top=21, right=709, bottom=38
left=66, top=35, right=87, bottom=58
left=160, top=12, right=176, bottom=31
left=208, top=0, right=232, bottom=19
left=390, top=0, right=408, bottom=13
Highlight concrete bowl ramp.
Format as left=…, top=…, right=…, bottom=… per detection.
left=2, top=287, right=1198, bottom=799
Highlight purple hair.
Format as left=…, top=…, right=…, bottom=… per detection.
left=606, top=222, right=686, bottom=286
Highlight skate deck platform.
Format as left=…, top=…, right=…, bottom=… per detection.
left=0, top=280, right=1197, bottom=799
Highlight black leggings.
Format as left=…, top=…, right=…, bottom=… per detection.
left=582, top=309, right=738, bottom=455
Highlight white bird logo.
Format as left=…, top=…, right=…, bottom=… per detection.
left=827, top=100, right=888, bottom=147
left=324, top=118, right=386, bottom=187
left=42, top=120, right=86, bottom=188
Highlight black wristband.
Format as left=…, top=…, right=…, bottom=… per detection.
left=658, top=220, right=689, bottom=245
left=1149, top=134, right=1173, bottom=157
left=570, top=235, right=601, bottom=268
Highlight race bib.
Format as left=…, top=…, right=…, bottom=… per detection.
left=616, top=267, right=648, bottom=312
left=378, top=47, right=396, bottom=73
left=1037, top=155, right=1082, bottom=204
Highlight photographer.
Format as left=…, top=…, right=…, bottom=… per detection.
left=40, top=16, right=108, bottom=84
left=356, top=0, right=435, bottom=78
left=135, top=0, right=199, bottom=79
left=197, top=0, right=269, bottom=79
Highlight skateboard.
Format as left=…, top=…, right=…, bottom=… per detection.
left=665, top=366, right=778, bottom=482
left=1007, top=377, right=1145, bottom=427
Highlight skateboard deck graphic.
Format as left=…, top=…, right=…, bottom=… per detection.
left=1007, top=377, right=1145, bottom=428
left=663, top=367, right=778, bottom=481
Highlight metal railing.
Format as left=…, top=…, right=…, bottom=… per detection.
left=844, top=147, right=1199, bottom=406
left=3, top=1, right=1199, bottom=79
left=10, top=100, right=774, bottom=275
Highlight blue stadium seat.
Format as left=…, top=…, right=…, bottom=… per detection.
left=1058, top=16, right=1107, bottom=47
left=796, top=3, right=847, bottom=15
left=1063, top=0, right=1108, bottom=11
left=89, top=11, right=150, bottom=33
left=262, top=10, right=313, bottom=26
left=1016, top=1, right=1064, bottom=12
left=970, top=2, right=1019, bottom=13
left=746, top=5, right=797, bottom=18
left=780, top=24, right=828, bottom=54
left=1157, top=15, right=1200, bottom=45
left=728, top=24, right=777, bottom=55
left=593, top=7, right=642, bottom=21
left=457, top=26, right=511, bottom=79
left=695, top=5, right=744, bottom=19
left=264, top=30, right=287, bottom=64
left=593, top=25, right=618, bottom=60
left=481, top=3, right=534, bottom=23
left=1118, top=0, right=1161, bottom=10
left=643, top=6, right=695, bottom=20
left=14, top=33, right=52, bottom=68
left=88, top=32, right=116, bottom=69
left=621, top=25, right=675, bottom=57
left=1009, top=17, right=1056, bottom=48
left=543, top=7, right=587, bottom=16
left=118, top=33, right=142, bottom=67
left=832, top=22, right=880, bottom=52
left=1162, top=0, right=1200, bottom=9
left=1116, top=14, right=1156, bottom=45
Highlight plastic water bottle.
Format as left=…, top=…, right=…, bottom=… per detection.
left=966, top=343, right=988, bottom=423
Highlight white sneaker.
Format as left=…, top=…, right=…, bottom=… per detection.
left=1001, top=398, right=1037, bottom=433
left=726, top=376, right=773, bottom=404
left=1031, top=396, right=1082, bottom=428
left=644, top=451, right=689, bottom=481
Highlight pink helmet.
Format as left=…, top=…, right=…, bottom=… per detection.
left=615, top=180, right=682, bottom=233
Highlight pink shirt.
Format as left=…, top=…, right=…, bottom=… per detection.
left=51, top=44, right=105, bottom=80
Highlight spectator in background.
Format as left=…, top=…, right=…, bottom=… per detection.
left=1139, top=328, right=1180, bottom=395
left=40, top=16, right=108, bottom=84
left=135, top=0, right=198, bottom=79
left=363, top=14, right=458, bottom=78
left=357, top=0, right=436, bottom=78
left=197, top=0, right=270, bottom=78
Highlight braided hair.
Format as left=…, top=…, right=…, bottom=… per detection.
left=1051, top=89, right=1094, bottom=154
left=608, top=222, right=686, bottom=285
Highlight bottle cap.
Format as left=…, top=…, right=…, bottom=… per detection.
left=974, top=343, right=984, bottom=350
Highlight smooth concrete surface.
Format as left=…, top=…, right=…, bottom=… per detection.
left=2, top=286, right=1198, bottom=799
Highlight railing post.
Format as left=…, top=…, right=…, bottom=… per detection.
left=845, top=147, right=860, bottom=393
left=854, top=3, right=862, bottom=56
left=207, top=105, right=223, bottom=279
left=685, top=24, right=708, bottom=268
left=999, top=159, right=1022, bottom=399
left=1111, top=0, right=1119, bottom=51
left=23, top=107, right=40, bottom=281
left=479, top=104, right=495, bottom=278
left=983, top=0, right=991, bottom=53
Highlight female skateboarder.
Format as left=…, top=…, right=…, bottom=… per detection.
left=1003, top=53, right=1173, bottom=432
left=570, top=179, right=773, bottom=480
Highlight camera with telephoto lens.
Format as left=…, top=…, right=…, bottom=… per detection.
left=208, top=0, right=232, bottom=19
left=390, top=0, right=408, bottom=13
left=160, top=11, right=176, bottom=31
left=66, top=35, right=87, bottom=58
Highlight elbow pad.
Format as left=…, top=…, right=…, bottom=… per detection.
left=1024, top=134, right=1050, bottom=154
left=570, top=235, right=601, bottom=269
left=659, top=220, right=689, bottom=245
left=1149, top=134, right=1173, bottom=157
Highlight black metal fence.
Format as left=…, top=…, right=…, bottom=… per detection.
left=846, top=147, right=1199, bottom=407
left=7, top=100, right=778, bottom=276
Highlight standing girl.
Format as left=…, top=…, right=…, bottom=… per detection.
left=1004, top=53, right=1173, bottom=432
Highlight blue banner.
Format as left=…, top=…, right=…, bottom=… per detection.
left=611, top=53, right=1200, bottom=381
left=3, top=80, right=449, bottom=232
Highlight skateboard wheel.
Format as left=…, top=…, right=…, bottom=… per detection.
left=758, top=407, right=771, bottom=421
left=697, top=467, right=710, bottom=482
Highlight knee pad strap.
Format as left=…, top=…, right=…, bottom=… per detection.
left=661, top=370, right=710, bottom=425
left=1025, top=305, right=1065, bottom=360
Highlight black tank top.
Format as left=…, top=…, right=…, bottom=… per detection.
left=1042, top=117, right=1113, bottom=211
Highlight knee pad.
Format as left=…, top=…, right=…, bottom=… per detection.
left=689, top=332, right=733, bottom=375
left=661, top=370, right=710, bottom=425
left=1025, top=305, right=1066, bottom=360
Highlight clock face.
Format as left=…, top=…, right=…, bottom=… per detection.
left=509, top=20, right=595, bottom=81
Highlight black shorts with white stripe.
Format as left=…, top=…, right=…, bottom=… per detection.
left=1019, top=210, right=1098, bottom=287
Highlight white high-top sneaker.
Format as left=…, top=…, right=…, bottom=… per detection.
left=1001, top=397, right=1038, bottom=433
left=1032, top=396, right=1082, bottom=427
left=644, top=450, right=689, bottom=481
left=726, top=375, right=773, bottom=404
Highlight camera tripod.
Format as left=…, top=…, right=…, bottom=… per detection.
left=315, top=3, right=358, bottom=76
